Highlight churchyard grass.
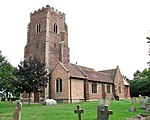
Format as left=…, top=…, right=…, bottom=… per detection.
left=0, top=99, right=149, bottom=120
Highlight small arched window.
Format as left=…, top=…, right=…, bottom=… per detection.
left=56, top=78, right=62, bottom=93
left=107, top=84, right=111, bottom=93
left=54, top=23, right=58, bottom=33
left=92, top=83, right=97, bottom=93
left=119, top=83, right=121, bottom=94
left=36, top=23, right=41, bottom=34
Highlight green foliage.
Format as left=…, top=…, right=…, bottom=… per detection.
left=9, top=57, right=49, bottom=104
left=130, top=68, right=150, bottom=97
left=0, top=100, right=148, bottom=120
left=0, top=51, right=17, bottom=97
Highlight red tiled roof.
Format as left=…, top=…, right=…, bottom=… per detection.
left=63, top=63, right=113, bottom=83
left=79, top=66, right=113, bottom=83
left=63, top=64, right=86, bottom=79
left=99, top=69, right=116, bottom=80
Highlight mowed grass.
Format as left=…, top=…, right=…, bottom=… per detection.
left=0, top=99, right=149, bottom=120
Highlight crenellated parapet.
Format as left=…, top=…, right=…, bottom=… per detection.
left=30, top=5, right=66, bottom=19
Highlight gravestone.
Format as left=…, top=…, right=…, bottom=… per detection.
left=131, top=97, right=136, bottom=104
left=13, top=102, right=22, bottom=120
left=97, top=99, right=104, bottom=120
left=74, top=105, right=84, bottom=120
left=105, top=99, right=110, bottom=106
left=128, top=97, right=136, bottom=112
left=148, top=97, right=150, bottom=103
left=100, top=105, right=113, bottom=120
left=145, top=104, right=150, bottom=113
left=126, top=114, right=150, bottom=120
left=9, top=98, right=12, bottom=106
left=128, top=106, right=136, bottom=112
left=140, top=97, right=147, bottom=109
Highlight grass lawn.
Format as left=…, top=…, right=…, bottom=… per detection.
left=0, top=99, right=149, bottom=120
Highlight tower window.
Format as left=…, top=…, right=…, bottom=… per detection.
left=36, top=23, right=41, bottom=34
left=36, top=43, right=39, bottom=49
left=56, top=78, right=62, bottom=93
left=54, top=43, right=56, bottom=48
left=54, top=23, right=58, bottom=33
left=92, top=83, right=97, bottom=93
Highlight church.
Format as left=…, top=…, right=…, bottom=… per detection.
left=24, top=5, right=130, bottom=103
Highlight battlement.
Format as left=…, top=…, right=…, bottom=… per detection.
left=30, top=5, right=65, bottom=19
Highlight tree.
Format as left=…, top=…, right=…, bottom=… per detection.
left=130, top=68, right=150, bottom=97
left=9, top=57, right=49, bottom=105
left=0, top=51, right=16, bottom=98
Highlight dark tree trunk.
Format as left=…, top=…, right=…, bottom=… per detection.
left=28, top=92, right=31, bottom=105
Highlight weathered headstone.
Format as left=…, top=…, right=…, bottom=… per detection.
left=131, top=97, right=136, bottom=104
left=97, top=99, right=104, bottom=120
left=100, top=105, right=113, bottom=120
left=105, top=98, right=110, bottom=106
left=148, top=97, right=150, bottom=103
left=145, top=104, right=150, bottom=113
left=128, top=106, right=136, bottom=112
left=98, top=98, right=104, bottom=106
left=74, top=105, right=84, bottom=120
left=9, top=98, right=12, bottom=106
left=140, top=97, right=147, bottom=109
left=13, top=102, right=22, bottom=120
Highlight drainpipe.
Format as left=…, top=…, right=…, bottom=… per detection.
left=70, top=77, right=72, bottom=103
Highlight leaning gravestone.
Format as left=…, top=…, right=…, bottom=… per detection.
left=43, top=99, right=57, bottom=106
left=13, top=102, right=22, bottom=120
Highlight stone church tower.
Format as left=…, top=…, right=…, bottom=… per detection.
left=24, top=5, right=70, bottom=100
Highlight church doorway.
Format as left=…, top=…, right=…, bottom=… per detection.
left=34, top=92, right=40, bottom=103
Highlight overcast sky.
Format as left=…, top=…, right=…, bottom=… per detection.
left=0, top=0, right=150, bottom=79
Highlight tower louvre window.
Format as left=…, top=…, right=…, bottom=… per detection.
left=54, top=23, right=58, bottom=33
left=36, top=23, right=41, bottom=34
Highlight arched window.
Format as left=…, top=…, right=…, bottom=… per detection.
left=36, top=23, right=41, bottom=34
left=92, top=83, right=97, bottom=93
left=107, top=84, right=111, bottom=93
left=54, top=23, right=58, bottom=33
left=56, top=78, right=62, bottom=93
left=119, top=83, right=121, bottom=94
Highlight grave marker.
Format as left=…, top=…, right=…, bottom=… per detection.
left=105, top=98, right=110, bottom=106
left=13, top=102, right=22, bottom=120
left=9, top=98, right=12, bottom=106
left=97, top=99, right=104, bottom=120
left=131, top=97, right=136, bottom=104
left=145, top=104, right=150, bottom=113
left=101, top=105, right=113, bottom=120
left=74, top=105, right=84, bottom=120
left=140, top=97, right=147, bottom=109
